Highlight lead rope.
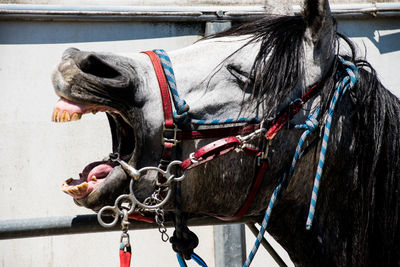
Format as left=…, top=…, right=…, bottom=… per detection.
left=305, top=56, right=359, bottom=229
left=243, top=109, right=320, bottom=267
left=244, top=56, right=358, bottom=266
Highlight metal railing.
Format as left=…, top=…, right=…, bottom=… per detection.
left=0, top=3, right=400, bottom=22
left=0, top=214, right=260, bottom=240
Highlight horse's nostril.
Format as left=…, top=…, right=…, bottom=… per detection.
left=62, top=47, right=80, bottom=60
left=79, top=54, right=121, bottom=79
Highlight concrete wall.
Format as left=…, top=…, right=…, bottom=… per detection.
left=0, top=6, right=399, bottom=267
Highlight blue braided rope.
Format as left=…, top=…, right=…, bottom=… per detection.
left=176, top=253, right=208, bottom=267
left=153, top=49, right=190, bottom=122
left=305, top=56, right=359, bottom=230
left=243, top=108, right=320, bottom=267
left=177, top=254, right=188, bottom=267
left=243, top=182, right=283, bottom=267
left=191, top=253, right=208, bottom=267
left=190, top=117, right=260, bottom=125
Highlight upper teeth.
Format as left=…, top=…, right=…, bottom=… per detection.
left=52, top=109, right=82, bottom=123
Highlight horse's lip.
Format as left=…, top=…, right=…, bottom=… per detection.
left=61, top=161, right=120, bottom=199
left=55, top=103, right=136, bottom=201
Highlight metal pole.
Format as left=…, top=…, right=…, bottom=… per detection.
left=214, top=224, right=246, bottom=267
left=1, top=3, right=400, bottom=22
left=0, top=215, right=259, bottom=240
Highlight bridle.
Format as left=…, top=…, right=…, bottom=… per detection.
left=96, top=47, right=321, bottom=227
left=141, top=49, right=322, bottom=220
left=96, top=48, right=344, bottom=267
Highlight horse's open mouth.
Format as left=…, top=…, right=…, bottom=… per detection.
left=52, top=97, right=135, bottom=200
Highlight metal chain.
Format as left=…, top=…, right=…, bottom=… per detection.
left=155, top=209, right=169, bottom=242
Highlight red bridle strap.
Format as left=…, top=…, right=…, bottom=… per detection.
left=266, top=84, right=320, bottom=140
left=142, top=51, right=176, bottom=180
left=180, top=137, right=241, bottom=171
left=142, top=51, right=174, bottom=128
left=178, top=124, right=259, bottom=140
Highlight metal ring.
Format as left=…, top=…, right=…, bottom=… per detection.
left=132, top=187, right=173, bottom=210
left=165, top=174, right=176, bottom=185
left=115, top=194, right=136, bottom=215
left=97, top=205, right=120, bottom=228
left=173, top=170, right=187, bottom=182
left=138, top=166, right=167, bottom=176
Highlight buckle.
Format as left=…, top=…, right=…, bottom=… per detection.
left=161, top=123, right=181, bottom=146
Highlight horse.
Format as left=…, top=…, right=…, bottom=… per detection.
left=50, top=0, right=400, bottom=266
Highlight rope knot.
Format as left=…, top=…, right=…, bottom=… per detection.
left=170, top=227, right=199, bottom=260
left=304, top=112, right=319, bottom=132
left=294, top=108, right=320, bottom=132
left=337, top=56, right=359, bottom=95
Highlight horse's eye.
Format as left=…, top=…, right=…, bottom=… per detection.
left=226, top=64, right=254, bottom=89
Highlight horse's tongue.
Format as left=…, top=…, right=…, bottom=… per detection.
left=55, top=98, right=88, bottom=113
left=87, top=164, right=114, bottom=182
left=52, top=97, right=94, bottom=122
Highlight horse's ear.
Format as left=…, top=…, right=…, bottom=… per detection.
left=302, top=0, right=333, bottom=43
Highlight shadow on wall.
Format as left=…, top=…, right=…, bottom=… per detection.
left=338, top=18, right=400, bottom=54
left=0, top=21, right=203, bottom=44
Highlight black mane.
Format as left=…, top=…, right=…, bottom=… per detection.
left=212, top=15, right=308, bottom=118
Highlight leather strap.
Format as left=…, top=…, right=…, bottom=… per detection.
left=142, top=51, right=175, bottom=178
left=119, top=249, right=132, bottom=267
left=178, top=124, right=259, bottom=140
left=180, top=137, right=241, bottom=171
left=217, top=160, right=268, bottom=221
left=142, top=51, right=174, bottom=128
left=266, top=84, right=320, bottom=140
left=128, top=212, right=154, bottom=224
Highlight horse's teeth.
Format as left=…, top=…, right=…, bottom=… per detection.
left=70, top=113, right=82, bottom=121
left=52, top=109, right=83, bottom=123
left=68, top=186, right=79, bottom=194
left=92, top=109, right=98, bottom=114
left=52, top=109, right=60, bottom=122
left=65, top=177, right=73, bottom=185
left=77, top=182, right=88, bottom=192
left=60, top=111, right=70, bottom=122
left=91, top=176, right=97, bottom=182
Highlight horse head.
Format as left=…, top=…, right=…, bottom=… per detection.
left=52, top=0, right=335, bottom=213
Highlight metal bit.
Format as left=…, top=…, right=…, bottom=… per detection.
left=109, top=153, right=140, bottom=180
